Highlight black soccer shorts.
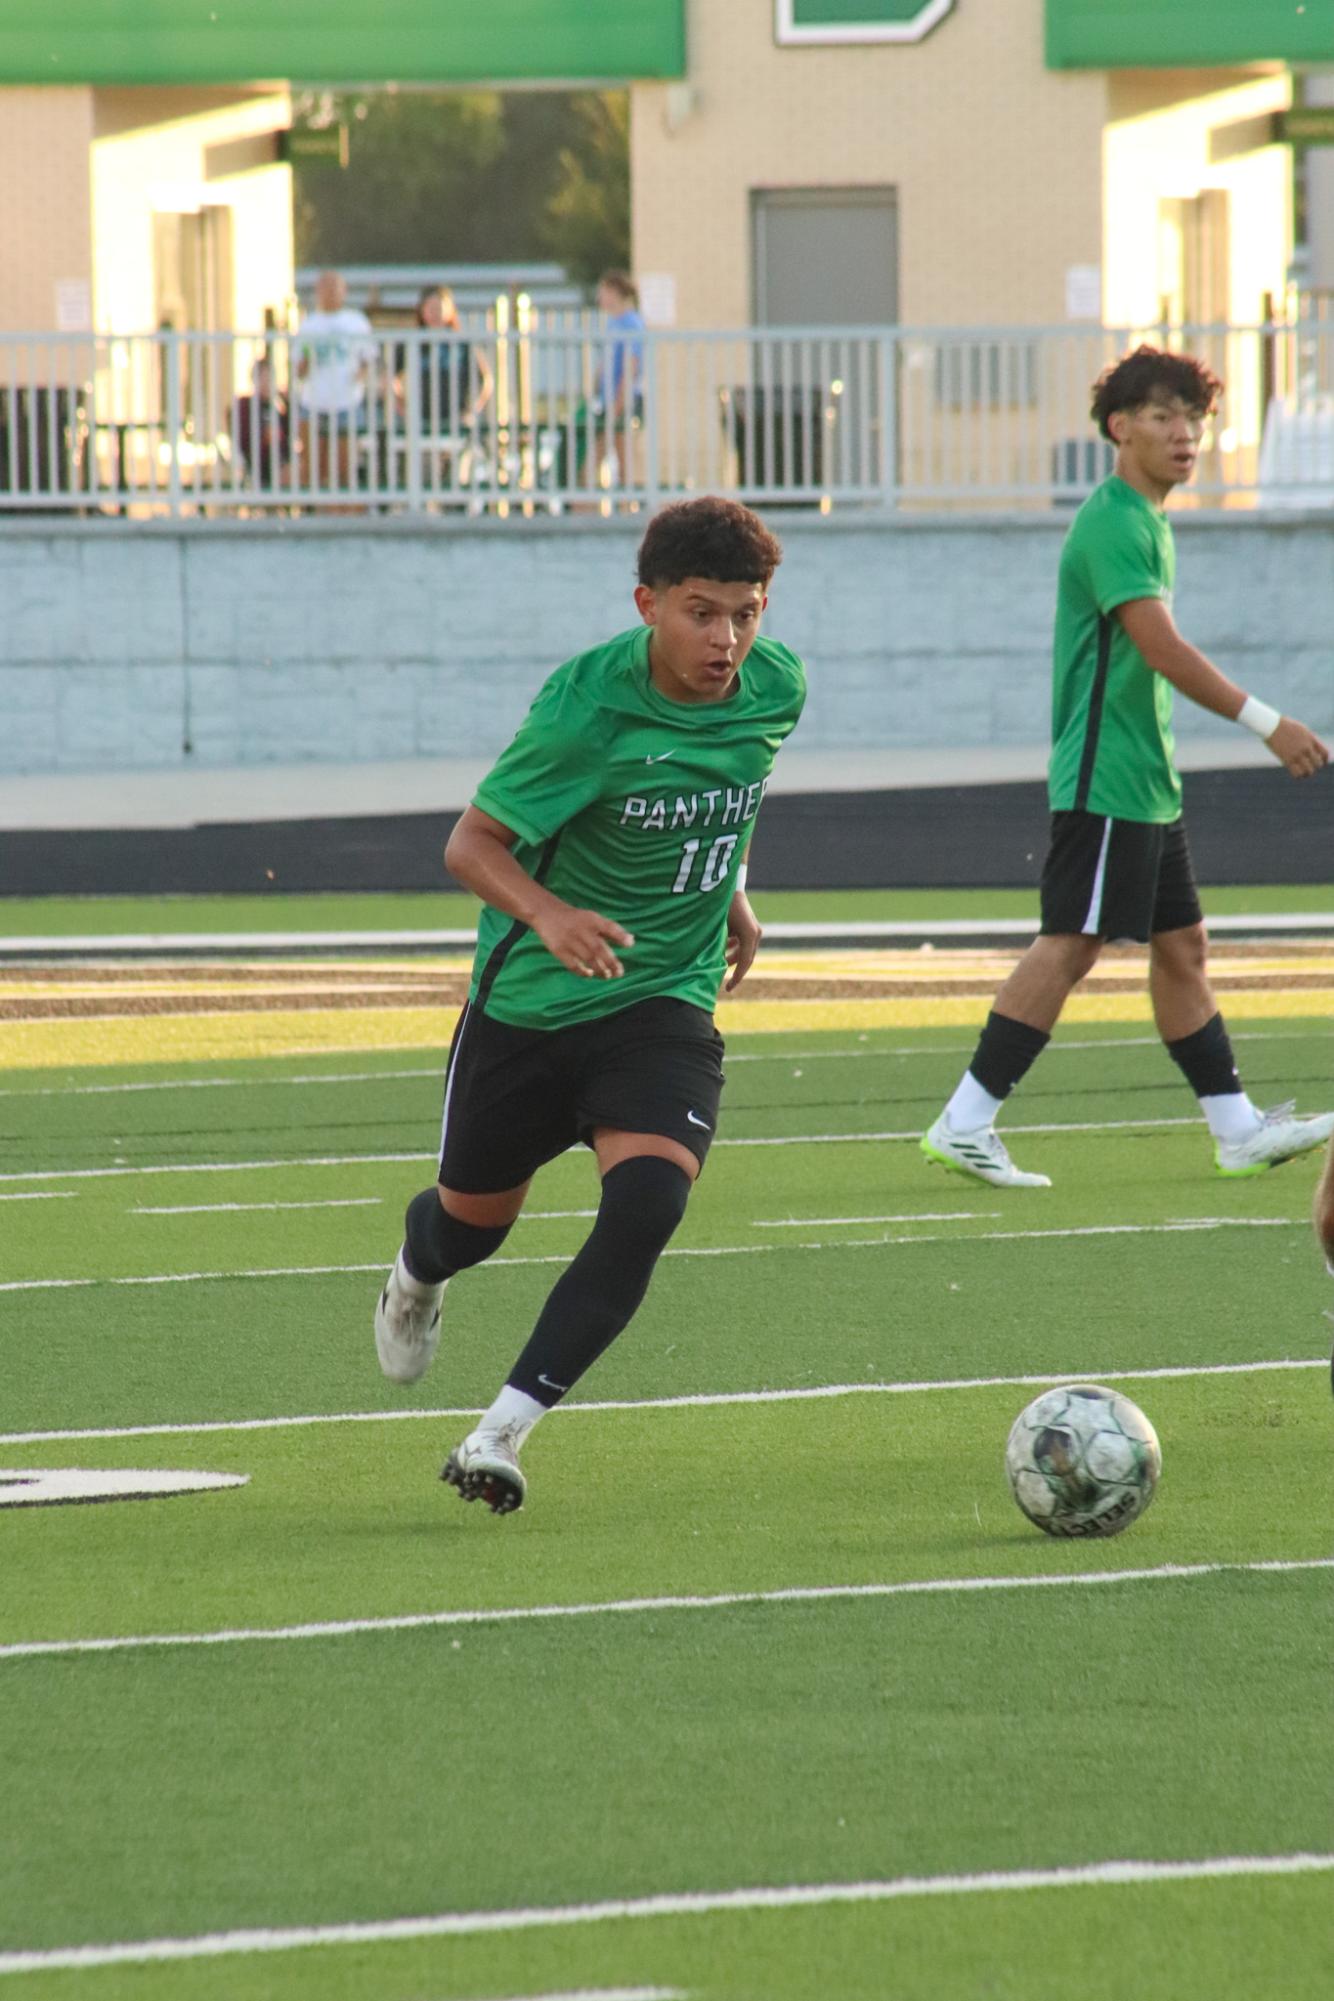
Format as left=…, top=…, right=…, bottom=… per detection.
left=1039, top=811, right=1204, bottom=943
left=435, top=994, right=726, bottom=1193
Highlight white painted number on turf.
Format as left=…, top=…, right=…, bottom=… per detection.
left=0, top=1468, right=248, bottom=1509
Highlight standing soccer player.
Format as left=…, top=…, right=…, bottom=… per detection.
left=924, top=345, right=1332, bottom=1188
left=373, top=497, right=803, bottom=1513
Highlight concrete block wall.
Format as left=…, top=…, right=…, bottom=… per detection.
left=1, top=512, right=1331, bottom=778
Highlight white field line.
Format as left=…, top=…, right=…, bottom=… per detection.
left=728, top=1030, right=1322, bottom=1059
left=754, top=1210, right=1000, bottom=1227
left=466, top=1992, right=680, bottom=2001
left=0, top=1028, right=1318, bottom=1098
left=0, top=1356, right=1321, bottom=1449
left=4, top=1559, right=1330, bottom=1667
left=0, top=1116, right=1233, bottom=1186
left=723, top=1116, right=1201, bottom=1148
left=459, top=1993, right=680, bottom=2001
left=130, top=1198, right=383, bottom=1217
left=0, top=1213, right=1305, bottom=1297
left=0, top=1067, right=444, bottom=1100
left=0, top=1150, right=425, bottom=1186
left=0, top=1023, right=1319, bottom=1099
left=3, top=1854, right=1331, bottom=1978
left=6, top=910, right=1332, bottom=956
left=1, top=1858, right=1333, bottom=1980
left=0, top=1191, right=76, bottom=1203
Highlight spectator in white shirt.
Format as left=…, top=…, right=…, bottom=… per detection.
left=294, top=270, right=376, bottom=507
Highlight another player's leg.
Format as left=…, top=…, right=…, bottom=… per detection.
left=923, top=934, right=1097, bottom=1189
left=444, top=1133, right=695, bottom=1514
left=923, top=812, right=1127, bottom=1189
left=375, top=1182, right=524, bottom=1384
left=1314, top=1136, right=1334, bottom=1397
left=1149, top=830, right=1334, bottom=1175
left=1316, top=1136, right=1334, bottom=1275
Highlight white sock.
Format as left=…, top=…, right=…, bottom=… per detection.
left=944, top=1073, right=1005, bottom=1132
left=396, top=1247, right=443, bottom=1297
left=1199, top=1091, right=1263, bottom=1143
left=477, top=1384, right=547, bottom=1444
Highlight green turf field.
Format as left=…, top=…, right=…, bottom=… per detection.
left=2, top=1019, right=1332, bottom=1999
left=3, top=883, right=1333, bottom=936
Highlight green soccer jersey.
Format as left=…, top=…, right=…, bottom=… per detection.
left=1048, top=475, right=1181, bottom=824
left=467, top=624, right=806, bottom=1028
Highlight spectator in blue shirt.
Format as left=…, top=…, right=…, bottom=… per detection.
left=581, top=269, right=645, bottom=500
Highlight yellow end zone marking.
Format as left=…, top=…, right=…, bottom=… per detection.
left=4, top=983, right=1333, bottom=1071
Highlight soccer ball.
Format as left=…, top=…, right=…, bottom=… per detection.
left=1005, top=1384, right=1161, bottom=1538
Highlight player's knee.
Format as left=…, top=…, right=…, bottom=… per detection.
left=598, top=1154, right=691, bottom=1256
left=405, top=1185, right=511, bottom=1281
left=1152, top=921, right=1208, bottom=977
left=1044, top=933, right=1100, bottom=983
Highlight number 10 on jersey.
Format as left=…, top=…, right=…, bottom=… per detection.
left=671, top=834, right=740, bottom=895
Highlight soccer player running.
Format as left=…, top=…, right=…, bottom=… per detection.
left=373, top=497, right=804, bottom=1512
left=924, top=345, right=1333, bottom=1189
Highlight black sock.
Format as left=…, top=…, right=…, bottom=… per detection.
left=402, top=1187, right=511, bottom=1284
left=507, top=1156, right=691, bottom=1407
left=968, top=1010, right=1051, bottom=1100
left=1164, top=1011, right=1242, bottom=1100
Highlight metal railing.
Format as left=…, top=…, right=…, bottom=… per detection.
left=0, top=320, right=1330, bottom=518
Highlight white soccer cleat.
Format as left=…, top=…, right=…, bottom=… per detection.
left=921, top=1114, right=1052, bottom=1189
left=374, top=1249, right=446, bottom=1384
left=1214, top=1103, right=1334, bottom=1178
left=442, top=1424, right=528, bottom=1516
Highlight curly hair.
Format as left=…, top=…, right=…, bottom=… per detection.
left=1090, top=345, right=1223, bottom=442
left=636, top=497, right=783, bottom=589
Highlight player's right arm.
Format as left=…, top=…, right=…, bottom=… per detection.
left=445, top=805, right=634, bottom=981
left=1116, top=597, right=1329, bottom=780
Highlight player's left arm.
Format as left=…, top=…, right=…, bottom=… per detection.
left=1116, top=597, right=1329, bottom=780
left=724, top=848, right=761, bottom=992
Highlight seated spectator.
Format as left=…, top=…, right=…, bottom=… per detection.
left=233, top=356, right=292, bottom=490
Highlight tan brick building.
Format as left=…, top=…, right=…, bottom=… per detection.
left=628, top=0, right=1296, bottom=334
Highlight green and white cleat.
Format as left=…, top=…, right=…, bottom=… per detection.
left=921, top=1115, right=1051, bottom=1190
left=1214, top=1104, right=1334, bottom=1178
left=374, top=1249, right=445, bottom=1384
left=442, top=1424, right=528, bottom=1516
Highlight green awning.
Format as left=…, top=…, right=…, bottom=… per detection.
left=1047, top=0, right=1334, bottom=70
left=0, top=0, right=686, bottom=86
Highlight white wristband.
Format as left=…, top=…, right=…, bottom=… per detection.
left=735, top=863, right=748, bottom=892
left=1237, top=695, right=1281, bottom=739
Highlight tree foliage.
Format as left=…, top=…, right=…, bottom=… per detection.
left=542, top=94, right=631, bottom=288
left=292, top=89, right=630, bottom=287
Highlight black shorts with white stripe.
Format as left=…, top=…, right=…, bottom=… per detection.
left=435, top=994, right=725, bottom=1193
left=1038, top=810, right=1203, bottom=942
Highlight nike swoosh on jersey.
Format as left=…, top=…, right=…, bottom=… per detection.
left=645, top=750, right=675, bottom=763
left=686, top=1110, right=711, bottom=1129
